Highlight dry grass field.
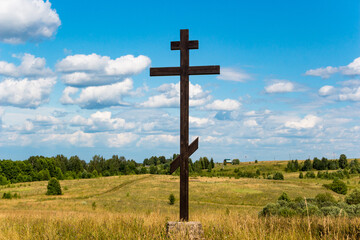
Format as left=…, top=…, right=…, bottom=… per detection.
left=0, top=165, right=359, bottom=239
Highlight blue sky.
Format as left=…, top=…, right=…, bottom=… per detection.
left=0, top=0, right=360, bottom=162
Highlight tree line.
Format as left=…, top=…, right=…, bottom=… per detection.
left=285, top=154, right=358, bottom=172
left=0, top=154, right=216, bottom=185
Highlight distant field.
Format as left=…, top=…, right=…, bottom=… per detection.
left=0, top=161, right=359, bottom=239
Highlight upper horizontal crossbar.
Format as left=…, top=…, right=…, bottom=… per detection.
left=150, top=66, right=220, bottom=77
left=171, top=40, right=199, bottom=50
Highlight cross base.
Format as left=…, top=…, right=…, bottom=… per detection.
left=166, top=221, right=204, bottom=240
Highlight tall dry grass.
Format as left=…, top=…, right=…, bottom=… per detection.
left=1, top=175, right=359, bottom=239
left=0, top=210, right=359, bottom=239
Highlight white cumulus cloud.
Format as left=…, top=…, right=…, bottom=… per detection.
left=204, top=99, right=241, bottom=111
left=318, top=85, right=335, bottom=96
left=0, top=54, right=53, bottom=77
left=285, top=115, right=321, bottom=130
left=56, top=54, right=151, bottom=86
left=341, top=57, right=360, bottom=75
left=141, top=81, right=211, bottom=108
left=136, top=134, right=178, bottom=147
left=0, top=107, right=3, bottom=128
left=217, top=67, right=251, bottom=82
left=189, top=116, right=214, bottom=128
left=107, top=132, right=138, bottom=147
left=0, top=0, right=61, bottom=44
left=305, top=66, right=338, bottom=79
left=244, top=119, right=258, bottom=127
left=265, top=80, right=296, bottom=93
left=0, top=77, right=56, bottom=108
left=305, top=57, right=360, bottom=78
left=70, top=111, right=135, bottom=132
left=42, top=130, right=94, bottom=147
left=60, top=78, right=133, bottom=109
left=338, top=87, right=360, bottom=101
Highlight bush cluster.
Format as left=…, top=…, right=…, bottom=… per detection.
left=323, top=179, right=348, bottom=195
left=1, top=192, right=20, bottom=199
left=273, top=172, right=284, bottom=180
left=234, top=169, right=259, bottom=179
left=259, top=190, right=360, bottom=217
left=317, top=170, right=350, bottom=180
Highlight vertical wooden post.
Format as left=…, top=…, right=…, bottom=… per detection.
left=180, top=29, right=189, bottom=221
left=150, top=29, right=220, bottom=221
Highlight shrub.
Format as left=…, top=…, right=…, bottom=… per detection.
left=346, top=189, right=360, bottom=205
left=304, top=204, right=322, bottom=216
left=46, top=178, right=62, bottom=195
left=315, top=193, right=336, bottom=208
left=321, top=206, right=345, bottom=217
left=278, top=192, right=291, bottom=202
left=168, top=193, right=175, bottom=205
left=315, top=193, right=336, bottom=204
left=13, top=193, right=20, bottom=199
left=273, top=172, right=284, bottom=180
left=259, top=203, right=278, bottom=217
left=278, top=207, right=296, bottom=217
left=2, top=192, right=12, bottom=199
left=299, top=172, right=303, bottom=179
left=305, top=171, right=316, bottom=179
left=324, top=179, right=347, bottom=195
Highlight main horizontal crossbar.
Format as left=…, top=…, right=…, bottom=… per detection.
left=170, top=137, right=199, bottom=174
left=150, top=66, right=220, bottom=76
left=150, top=67, right=180, bottom=76
left=171, top=40, right=199, bottom=50
left=189, top=66, right=220, bottom=75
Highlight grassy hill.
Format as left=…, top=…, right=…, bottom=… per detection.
left=0, top=162, right=359, bottom=239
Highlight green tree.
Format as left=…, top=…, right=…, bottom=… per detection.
left=92, top=169, right=99, bottom=178
left=0, top=175, right=9, bottom=185
left=210, top=158, right=215, bottom=168
left=207, top=163, right=212, bottom=172
left=55, top=167, right=64, bottom=180
left=339, top=154, right=348, bottom=169
left=313, top=157, right=323, bottom=170
left=149, top=165, right=157, bottom=174
left=140, top=167, right=147, bottom=174
left=321, top=157, right=329, bottom=170
left=46, top=178, right=62, bottom=195
left=68, top=155, right=83, bottom=173
left=38, top=169, right=51, bottom=181
left=301, top=159, right=312, bottom=171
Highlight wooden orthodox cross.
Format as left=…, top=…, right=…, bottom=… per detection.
left=150, top=29, right=220, bottom=221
